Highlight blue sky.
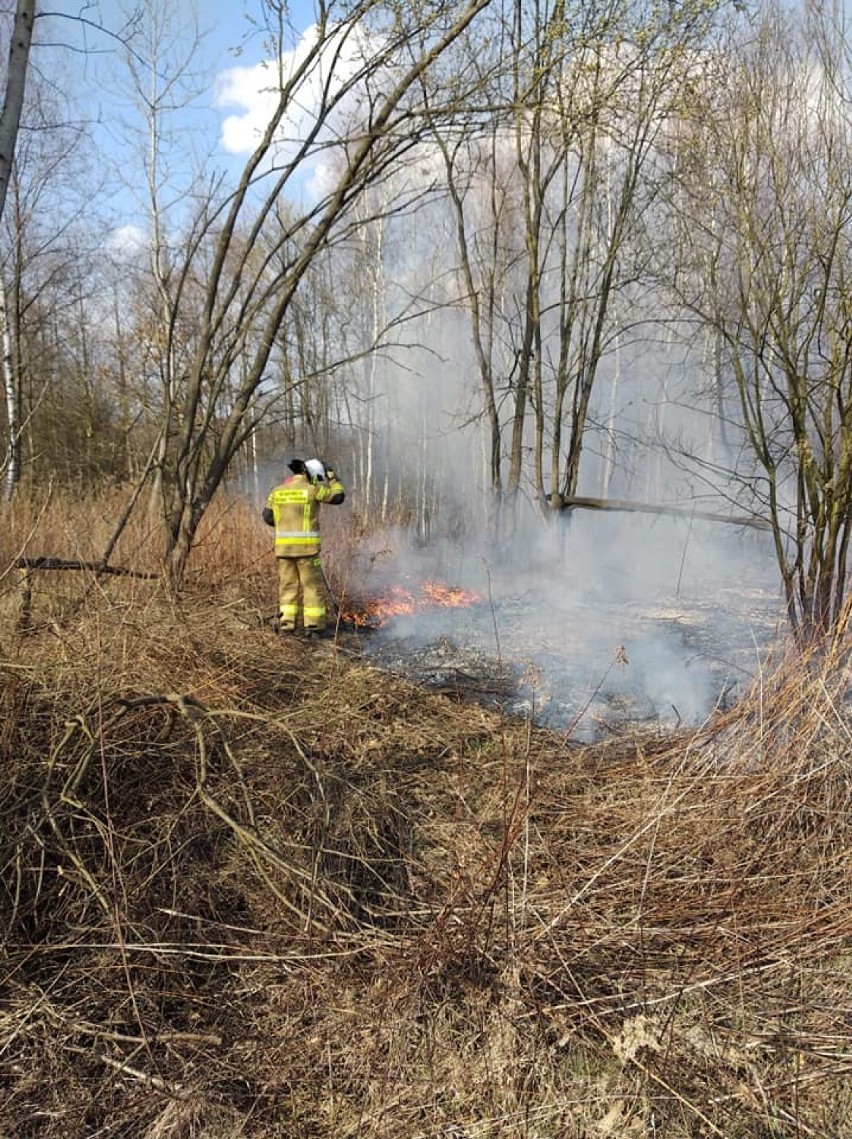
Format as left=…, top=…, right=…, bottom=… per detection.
left=35, top=1, right=308, bottom=139
left=34, top=0, right=307, bottom=73
left=18, top=0, right=325, bottom=232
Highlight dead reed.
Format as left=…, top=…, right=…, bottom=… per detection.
left=0, top=490, right=850, bottom=1137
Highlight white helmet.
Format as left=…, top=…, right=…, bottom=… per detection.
left=304, top=458, right=326, bottom=482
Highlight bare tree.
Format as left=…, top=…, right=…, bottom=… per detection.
left=105, top=0, right=221, bottom=517
left=0, top=50, right=103, bottom=498
left=138, top=0, right=492, bottom=583
left=664, top=0, right=852, bottom=640
left=428, top=0, right=733, bottom=544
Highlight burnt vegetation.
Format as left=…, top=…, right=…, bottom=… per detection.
left=1, top=493, right=851, bottom=1138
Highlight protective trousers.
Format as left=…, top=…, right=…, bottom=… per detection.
left=277, top=555, right=327, bottom=631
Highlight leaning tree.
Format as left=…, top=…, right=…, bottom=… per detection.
left=106, top=0, right=494, bottom=584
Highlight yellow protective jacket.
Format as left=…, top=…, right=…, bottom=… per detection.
left=263, top=471, right=345, bottom=557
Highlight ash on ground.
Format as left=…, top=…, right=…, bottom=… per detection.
left=360, top=586, right=784, bottom=742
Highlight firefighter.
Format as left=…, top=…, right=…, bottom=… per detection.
left=262, top=458, right=345, bottom=636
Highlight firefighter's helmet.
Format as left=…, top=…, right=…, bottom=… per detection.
left=304, top=458, right=327, bottom=483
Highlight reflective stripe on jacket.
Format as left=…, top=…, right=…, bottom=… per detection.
left=265, top=472, right=344, bottom=557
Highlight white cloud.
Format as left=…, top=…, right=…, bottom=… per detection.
left=214, top=22, right=387, bottom=174
left=105, top=224, right=147, bottom=256
left=216, top=58, right=282, bottom=155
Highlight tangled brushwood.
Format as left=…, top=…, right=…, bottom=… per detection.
left=1, top=572, right=852, bottom=1138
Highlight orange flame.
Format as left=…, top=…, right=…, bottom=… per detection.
left=343, top=579, right=480, bottom=628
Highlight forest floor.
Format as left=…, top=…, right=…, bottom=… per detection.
left=1, top=493, right=851, bottom=1138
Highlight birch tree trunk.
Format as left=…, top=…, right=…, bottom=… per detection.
left=0, top=273, right=19, bottom=500
left=0, top=0, right=34, bottom=502
left=0, top=0, right=35, bottom=226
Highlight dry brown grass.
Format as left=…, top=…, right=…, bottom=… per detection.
left=1, top=491, right=851, bottom=1138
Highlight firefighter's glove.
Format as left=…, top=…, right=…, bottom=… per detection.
left=325, top=468, right=337, bottom=481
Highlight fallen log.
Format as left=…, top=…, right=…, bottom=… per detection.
left=12, top=557, right=159, bottom=579
left=556, top=495, right=772, bottom=530
left=10, top=558, right=159, bottom=633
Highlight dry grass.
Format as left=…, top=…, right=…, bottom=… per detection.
left=1, top=491, right=851, bottom=1138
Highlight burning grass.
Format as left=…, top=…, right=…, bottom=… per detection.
left=1, top=492, right=851, bottom=1137
left=338, top=578, right=482, bottom=629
